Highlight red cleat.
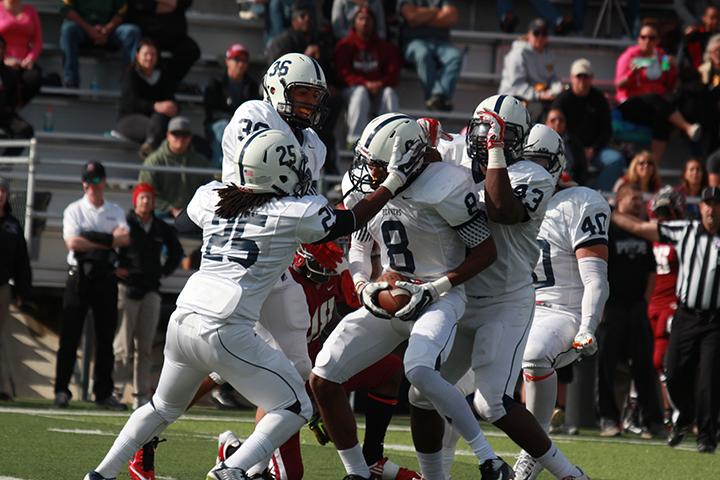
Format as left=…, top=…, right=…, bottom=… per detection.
left=128, top=437, right=165, bottom=480
left=369, top=457, right=422, bottom=480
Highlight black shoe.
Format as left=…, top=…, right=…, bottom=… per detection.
left=53, top=391, right=70, bottom=409
left=668, top=424, right=688, bottom=447
left=83, top=471, right=113, bottom=480
left=95, top=396, right=128, bottom=411
left=697, top=443, right=716, bottom=453
left=480, top=457, right=514, bottom=480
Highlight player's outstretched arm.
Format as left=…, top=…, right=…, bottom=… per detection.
left=573, top=244, right=610, bottom=356
left=611, top=211, right=660, bottom=242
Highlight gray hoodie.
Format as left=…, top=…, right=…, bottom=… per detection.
left=498, top=39, right=564, bottom=101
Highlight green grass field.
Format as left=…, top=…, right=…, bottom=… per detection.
left=0, top=401, right=718, bottom=480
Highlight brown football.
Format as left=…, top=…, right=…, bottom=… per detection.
left=376, top=271, right=412, bottom=317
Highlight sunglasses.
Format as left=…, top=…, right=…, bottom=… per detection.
left=84, top=176, right=103, bottom=185
left=637, top=160, right=655, bottom=167
left=639, top=34, right=657, bottom=40
left=532, top=29, right=548, bottom=37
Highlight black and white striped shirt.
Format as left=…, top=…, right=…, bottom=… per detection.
left=658, top=220, right=720, bottom=311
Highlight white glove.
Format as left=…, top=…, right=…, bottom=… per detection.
left=572, top=331, right=597, bottom=357
left=356, top=281, right=391, bottom=319
left=476, top=109, right=506, bottom=150
left=394, top=277, right=452, bottom=321
left=381, top=137, right=427, bottom=195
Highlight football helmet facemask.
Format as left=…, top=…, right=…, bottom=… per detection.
left=263, top=53, right=329, bottom=129
left=232, top=129, right=312, bottom=196
left=522, top=124, right=567, bottom=184
left=349, top=113, right=427, bottom=194
left=466, top=94, right=531, bottom=168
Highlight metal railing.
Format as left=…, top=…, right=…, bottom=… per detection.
left=0, top=139, right=37, bottom=245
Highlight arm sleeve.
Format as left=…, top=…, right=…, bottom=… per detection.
left=296, top=198, right=341, bottom=243
left=349, top=227, right=373, bottom=285
left=577, top=256, right=609, bottom=334
left=174, top=209, right=202, bottom=235
left=62, top=205, right=80, bottom=241
left=28, top=7, right=43, bottom=61
left=657, top=220, right=689, bottom=246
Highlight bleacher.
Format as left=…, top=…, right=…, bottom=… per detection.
left=10, top=0, right=687, bottom=289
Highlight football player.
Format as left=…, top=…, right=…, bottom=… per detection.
left=427, top=99, right=588, bottom=480
left=83, top=128, right=424, bottom=480
left=309, top=113, right=501, bottom=480
left=513, top=127, right=611, bottom=479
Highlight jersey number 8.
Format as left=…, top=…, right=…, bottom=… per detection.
left=381, top=221, right=415, bottom=273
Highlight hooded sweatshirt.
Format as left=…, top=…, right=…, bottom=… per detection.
left=498, top=39, right=563, bottom=101
left=334, top=26, right=401, bottom=88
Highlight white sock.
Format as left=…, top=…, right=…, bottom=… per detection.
left=524, top=369, right=557, bottom=432
left=468, top=432, right=495, bottom=463
left=416, top=450, right=444, bottom=480
left=96, top=403, right=169, bottom=478
left=338, top=444, right=370, bottom=478
left=225, top=410, right=304, bottom=471
left=441, top=420, right=461, bottom=478
left=537, top=443, right=581, bottom=479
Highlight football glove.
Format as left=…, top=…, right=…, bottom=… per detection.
left=381, top=137, right=427, bottom=194
left=417, top=117, right=451, bottom=147
left=572, top=331, right=597, bottom=357
left=356, top=281, right=392, bottom=319
left=477, top=109, right=506, bottom=150
left=308, top=412, right=330, bottom=445
left=394, top=277, right=450, bottom=321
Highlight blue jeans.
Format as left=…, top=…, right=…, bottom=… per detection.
left=60, top=20, right=141, bottom=87
left=591, top=147, right=625, bottom=192
left=210, top=119, right=230, bottom=169
left=265, top=0, right=295, bottom=46
left=403, top=39, right=463, bottom=100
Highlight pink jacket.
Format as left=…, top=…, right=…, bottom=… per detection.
left=0, top=5, right=42, bottom=62
left=615, top=45, right=677, bottom=103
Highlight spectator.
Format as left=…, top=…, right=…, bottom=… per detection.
left=113, top=182, right=183, bottom=410
left=615, top=21, right=701, bottom=165
left=552, top=58, right=625, bottom=191
left=138, top=116, right=211, bottom=218
left=203, top=43, right=261, bottom=168
left=332, top=0, right=386, bottom=39
left=696, top=33, right=720, bottom=153
left=398, top=0, right=462, bottom=111
left=597, top=183, right=664, bottom=438
left=674, top=1, right=719, bottom=30
left=0, top=177, right=31, bottom=401
left=0, top=35, right=32, bottom=157
left=678, top=5, right=719, bottom=72
left=707, top=146, right=720, bottom=186
left=267, top=1, right=343, bottom=173
left=54, top=161, right=130, bottom=410
left=612, top=185, right=720, bottom=453
left=126, top=0, right=199, bottom=91
left=59, top=0, right=141, bottom=88
left=335, top=5, right=400, bottom=146
left=544, top=107, right=581, bottom=180
left=613, top=150, right=661, bottom=198
left=495, top=0, right=572, bottom=35
left=0, top=0, right=42, bottom=105
left=265, top=0, right=314, bottom=46
left=676, top=157, right=708, bottom=219
left=115, top=38, right=178, bottom=159
left=498, top=18, right=563, bottom=121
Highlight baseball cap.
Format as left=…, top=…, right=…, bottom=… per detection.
left=701, top=186, right=720, bottom=203
left=226, top=43, right=249, bottom=60
left=168, top=116, right=192, bottom=135
left=528, top=18, right=548, bottom=35
left=82, top=161, right=106, bottom=184
left=571, top=58, right=593, bottom=77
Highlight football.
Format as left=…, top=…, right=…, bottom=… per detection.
left=376, top=271, right=412, bottom=317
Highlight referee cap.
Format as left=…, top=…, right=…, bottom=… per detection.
left=701, top=186, right=720, bottom=203
left=81, top=161, right=106, bottom=184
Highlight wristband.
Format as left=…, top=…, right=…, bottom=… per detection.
left=430, top=276, right=453, bottom=296
left=380, top=172, right=404, bottom=195
left=487, top=147, right=507, bottom=169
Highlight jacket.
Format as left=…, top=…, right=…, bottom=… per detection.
left=0, top=208, right=31, bottom=298
left=498, top=39, right=563, bottom=101
left=118, top=65, right=175, bottom=117
left=615, top=45, right=677, bottom=103
left=138, top=140, right=212, bottom=213
left=118, top=210, right=183, bottom=294
left=334, top=27, right=400, bottom=88
left=203, top=73, right=261, bottom=131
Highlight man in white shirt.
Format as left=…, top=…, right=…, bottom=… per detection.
left=54, top=161, right=130, bottom=410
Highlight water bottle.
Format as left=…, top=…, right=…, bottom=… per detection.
left=43, top=106, right=54, bottom=132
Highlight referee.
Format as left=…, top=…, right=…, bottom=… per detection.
left=612, top=186, right=720, bottom=453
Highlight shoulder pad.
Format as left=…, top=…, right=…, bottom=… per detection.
left=409, top=162, right=472, bottom=204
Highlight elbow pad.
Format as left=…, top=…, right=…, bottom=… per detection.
left=577, top=256, right=609, bottom=335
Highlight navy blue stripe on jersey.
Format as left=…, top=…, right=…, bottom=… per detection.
left=237, top=129, right=266, bottom=185
left=364, top=114, right=410, bottom=148
left=493, top=94, right=507, bottom=113
left=574, top=237, right=609, bottom=250
left=309, top=57, right=322, bottom=81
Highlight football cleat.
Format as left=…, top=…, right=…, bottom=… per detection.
left=308, top=412, right=330, bottom=445
left=83, top=472, right=113, bottom=480
left=128, top=436, right=165, bottom=480
left=513, top=451, right=542, bottom=480
left=560, top=467, right=590, bottom=479
left=217, top=430, right=242, bottom=464
left=479, top=457, right=515, bottom=480
left=206, top=462, right=251, bottom=480
left=368, top=457, right=422, bottom=480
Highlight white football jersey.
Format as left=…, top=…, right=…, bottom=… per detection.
left=184, top=181, right=336, bottom=323
left=343, top=161, right=488, bottom=288
left=534, top=187, right=610, bottom=313
left=221, top=100, right=326, bottom=183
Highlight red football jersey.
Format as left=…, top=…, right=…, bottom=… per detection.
left=651, top=242, right=679, bottom=307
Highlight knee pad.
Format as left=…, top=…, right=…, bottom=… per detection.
left=407, top=384, right=435, bottom=410
left=523, top=367, right=555, bottom=383
left=472, top=390, right=513, bottom=423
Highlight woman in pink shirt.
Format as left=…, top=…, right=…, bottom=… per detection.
left=0, top=0, right=42, bottom=105
left=615, top=20, right=700, bottom=165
